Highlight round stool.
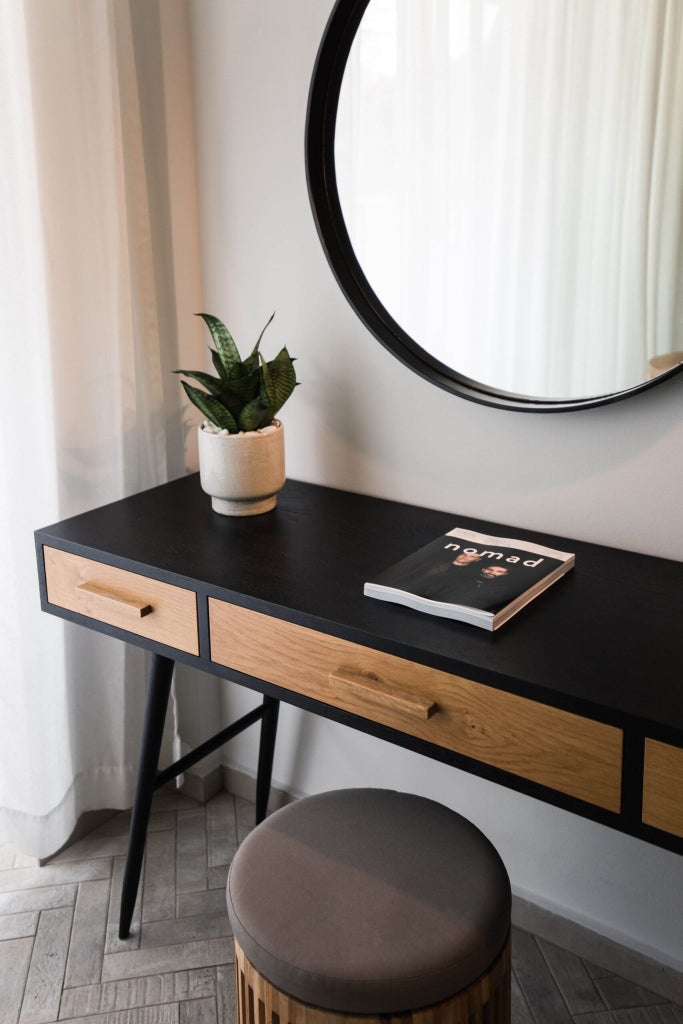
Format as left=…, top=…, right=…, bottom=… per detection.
left=226, top=789, right=511, bottom=1024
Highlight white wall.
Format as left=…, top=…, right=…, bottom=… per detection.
left=188, top=0, right=683, bottom=969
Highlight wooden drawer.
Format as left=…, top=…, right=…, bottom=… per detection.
left=642, top=740, right=683, bottom=838
left=209, top=600, right=623, bottom=812
left=44, top=546, right=199, bottom=656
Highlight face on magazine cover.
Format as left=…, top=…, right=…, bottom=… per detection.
left=478, top=565, right=509, bottom=581
left=452, top=552, right=482, bottom=566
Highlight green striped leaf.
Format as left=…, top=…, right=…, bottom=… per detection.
left=196, top=314, right=240, bottom=374
left=248, top=311, right=276, bottom=359
left=181, top=381, right=238, bottom=432
left=177, top=313, right=298, bottom=429
left=242, top=351, right=260, bottom=376
left=265, top=347, right=297, bottom=414
left=211, top=348, right=228, bottom=381
left=259, top=355, right=277, bottom=412
left=173, top=370, right=225, bottom=398
left=238, top=397, right=273, bottom=432
left=226, top=361, right=260, bottom=400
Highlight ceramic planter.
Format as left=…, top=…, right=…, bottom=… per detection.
left=198, top=420, right=285, bottom=516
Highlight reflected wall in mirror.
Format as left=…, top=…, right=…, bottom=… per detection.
left=309, top=0, right=683, bottom=409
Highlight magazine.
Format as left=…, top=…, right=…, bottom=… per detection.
left=364, top=527, right=575, bottom=630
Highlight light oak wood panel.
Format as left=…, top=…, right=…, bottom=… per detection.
left=209, top=601, right=622, bottom=811
left=235, top=937, right=511, bottom=1024
left=642, top=739, right=683, bottom=838
left=44, top=547, right=199, bottom=655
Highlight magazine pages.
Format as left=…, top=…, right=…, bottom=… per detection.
left=364, top=527, right=575, bottom=630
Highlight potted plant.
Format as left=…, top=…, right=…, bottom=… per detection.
left=175, top=313, right=298, bottom=516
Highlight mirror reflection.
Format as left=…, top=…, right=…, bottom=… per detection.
left=335, top=0, right=683, bottom=401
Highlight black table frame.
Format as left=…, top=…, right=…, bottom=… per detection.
left=118, top=653, right=279, bottom=939
left=35, top=476, right=683, bottom=938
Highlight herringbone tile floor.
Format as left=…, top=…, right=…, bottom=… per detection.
left=0, top=790, right=681, bottom=1024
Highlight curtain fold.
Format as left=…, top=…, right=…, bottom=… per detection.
left=0, top=0, right=204, bottom=858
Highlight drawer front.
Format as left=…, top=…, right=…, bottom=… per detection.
left=44, top=546, right=199, bottom=656
left=642, top=740, right=683, bottom=838
left=209, top=600, right=623, bottom=812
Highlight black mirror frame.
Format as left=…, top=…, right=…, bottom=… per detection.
left=305, top=0, right=683, bottom=412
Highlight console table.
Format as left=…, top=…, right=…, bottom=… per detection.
left=35, top=475, right=683, bottom=937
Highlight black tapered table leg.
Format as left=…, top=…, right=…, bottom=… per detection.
left=119, top=653, right=174, bottom=939
left=255, top=696, right=280, bottom=824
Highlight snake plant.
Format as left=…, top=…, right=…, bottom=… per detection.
left=175, top=313, right=297, bottom=433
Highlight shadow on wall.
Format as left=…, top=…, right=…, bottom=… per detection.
left=291, top=320, right=683, bottom=502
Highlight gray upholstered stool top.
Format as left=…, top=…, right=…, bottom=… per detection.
left=226, top=788, right=511, bottom=1014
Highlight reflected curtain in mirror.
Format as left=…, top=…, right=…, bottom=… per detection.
left=335, top=0, right=683, bottom=401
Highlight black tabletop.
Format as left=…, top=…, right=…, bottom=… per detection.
left=37, top=474, right=683, bottom=737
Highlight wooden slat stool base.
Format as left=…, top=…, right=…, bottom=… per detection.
left=227, top=790, right=512, bottom=1023
left=235, top=935, right=511, bottom=1024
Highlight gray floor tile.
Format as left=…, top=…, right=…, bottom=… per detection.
left=176, top=811, right=207, bottom=896
left=585, top=960, right=617, bottom=981
left=511, top=969, right=535, bottom=1024
left=206, top=865, right=228, bottom=892
left=0, top=936, right=34, bottom=1024
left=216, top=964, right=235, bottom=1024
left=611, top=1008, right=683, bottom=1023
left=178, top=996, right=217, bottom=1024
left=60, top=1004, right=179, bottom=1024
left=52, top=835, right=131, bottom=864
left=0, top=884, right=77, bottom=916
left=94, top=813, right=175, bottom=839
left=140, top=912, right=230, bottom=950
left=513, top=928, right=574, bottom=1024
left=0, top=860, right=112, bottom=894
left=596, top=976, right=668, bottom=1011
left=176, top=891, right=226, bottom=920
left=206, top=794, right=236, bottom=871
left=233, top=799, right=254, bottom=846
left=0, top=912, right=39, bottom=940
left=150, top=792, right=200, bottom=813
left=59, top=968, right=215, bottom=1018
left=64, top=879, right=111, bottom=988
left=20, top=906, right=73, bottom=1024
left=172, top=969, right=217, bottom=1004
left=142, top=831, right=176, bottom=924
left=537, top=936, right=606, bottom=1015
left=101, top=937, right=232, bottom=982
left=573, top=1013, right=617, bottom=1023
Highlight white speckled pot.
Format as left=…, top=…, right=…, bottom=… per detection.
left=198, top=420, right=285, bottom=516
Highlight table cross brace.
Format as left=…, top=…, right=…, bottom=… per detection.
left=119, top=653, right=280, bottom=939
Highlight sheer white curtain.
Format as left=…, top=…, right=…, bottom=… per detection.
left=0, top=0, right=204, bottom=857
left=336, top=0, right=683, bottom=399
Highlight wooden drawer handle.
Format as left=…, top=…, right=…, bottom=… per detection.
left=75, top=581, right=153, bottom=618
left=328, top=670, right=438, bottom=720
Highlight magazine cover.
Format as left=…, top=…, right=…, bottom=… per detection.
left=364, top=527, right=575, bottom=629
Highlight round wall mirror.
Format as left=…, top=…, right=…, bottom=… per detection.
left=306, top=0, right=683, bottom=411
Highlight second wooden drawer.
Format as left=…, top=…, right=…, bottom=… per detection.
left=209, top=600, right=622, bottom=812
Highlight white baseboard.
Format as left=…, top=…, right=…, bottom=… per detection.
left=511, top=893, right=683, bottom=1005
left=221, top=764, right=298, bottom=813
left=177, top=762, right=224, bottom=804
